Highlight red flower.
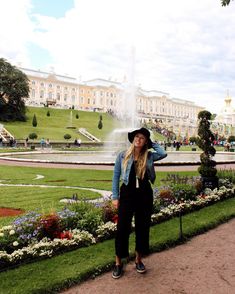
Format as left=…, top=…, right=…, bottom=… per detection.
left=112, top=214, right=118, bottom=224
left=60, top=231, right=72, bottom=240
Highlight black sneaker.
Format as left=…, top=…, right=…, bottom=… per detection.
left=135, top=261, right=146, bottom=273
left=112, top=264, right=123, bottom=279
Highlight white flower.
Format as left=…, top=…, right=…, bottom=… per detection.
left=0, top=232, right=4, bottom=237
left=13, top=241, right=19, bottom=247
left=9, top=230, right=15, bottom=235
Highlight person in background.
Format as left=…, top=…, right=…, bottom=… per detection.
left=111, top=127, right=167, bottom=279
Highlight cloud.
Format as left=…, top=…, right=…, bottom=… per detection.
left=0, top=0, right=235, bottom=113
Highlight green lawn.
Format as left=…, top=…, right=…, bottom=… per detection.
left=1, top=107, right=167, bottom=142
left=0, top=165, right=198, bottom=227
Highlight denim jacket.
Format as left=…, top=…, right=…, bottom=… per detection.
left=112, top=142, right=167, bottom=200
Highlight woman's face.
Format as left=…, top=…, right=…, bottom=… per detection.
left=133, top=133, right=147, bottom=148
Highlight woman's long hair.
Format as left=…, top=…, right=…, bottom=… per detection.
left=123, top=143, right=148, bottom=180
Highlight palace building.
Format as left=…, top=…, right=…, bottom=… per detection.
left=20, top=67, right=204, bottom=138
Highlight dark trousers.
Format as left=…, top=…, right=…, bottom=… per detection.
left=115, top=184, right=153, bottom=259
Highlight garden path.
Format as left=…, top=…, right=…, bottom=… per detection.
left=62, top=218, right=235, bottom=294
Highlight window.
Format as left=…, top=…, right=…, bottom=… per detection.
left=32, top=80, right=36, bottom=85
left=32, top=89, right=35, bottom=98
left=72, top=95, right=75, bottom=103
left=80, top=97, right=84, bottom=104
left=40, top=82, right=44, bottom=87
left=64, top=94, right=67, bottom=101
left=57, top=93, right=60, bottom=100
left=93, top=99, right=95, bottom=105
left=40, top=91, right=44, bottom=98
left=88, top=98, right=90, bottom=104
left=64, top=87, right=68, bottom=91
left=57, top=85, right=60, bottom=89
left=49, top=84, right=53, bottom=88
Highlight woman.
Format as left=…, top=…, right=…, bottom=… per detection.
left=112, top=127, right=167, bottom=279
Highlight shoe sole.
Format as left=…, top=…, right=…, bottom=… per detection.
left=112, top=273, right=123, bottom=279
left=136, top=268, right=146, bottom=274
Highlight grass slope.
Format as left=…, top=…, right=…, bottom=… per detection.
left=1, top=107, right=166, bottom=142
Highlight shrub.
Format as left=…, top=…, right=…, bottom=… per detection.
left=32, top=114, right=37, bottom=127
left=38, top=213, right=61, bottom=239
left=197, top=110, right=217, bottom=178
left=46, top=110, right=50, bottom=117
left=98, top=119, right=103, bottom=129
left=171, top=184, right=197, bottom=202
left=64, top=134, right=71, bottom=140
left=28, top=132, right=38, bottom=140
left=69, top=202, right=103, bottom=234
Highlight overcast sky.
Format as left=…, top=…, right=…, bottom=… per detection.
left=0, top=0, right=235, bottom=114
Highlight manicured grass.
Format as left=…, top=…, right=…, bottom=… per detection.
left=1, top=107, right=166, bottom=142
left=0, top=164, right=198, bottom=226
left=0, top=165, right=197, bottom=189
left=0, top=197, right=234, bottom=294
left=0, top=186, right=100, bottom=227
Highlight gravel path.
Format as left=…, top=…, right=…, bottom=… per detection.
left=62, top=218, right=235, bottom=294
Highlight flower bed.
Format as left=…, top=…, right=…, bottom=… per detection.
left=0, top=184, right=234, bottom=271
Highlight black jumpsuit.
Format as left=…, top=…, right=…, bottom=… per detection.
left=115, top=162, right=153, bottom=258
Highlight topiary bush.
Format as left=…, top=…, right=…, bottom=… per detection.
left=197, top=110, right=218, bottom=189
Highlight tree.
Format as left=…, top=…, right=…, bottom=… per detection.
left=32, top=114, right=37, bottom=127
left=98, top=119, right=103, bottom=129
left=29, top=132, right=38, bottom=140
left=76, top=113, right=79, bottom=119
left=0, top=58, right=29, bottom=121
left=64, top=134, right=71, bottom=141
left=228, top=135, right=235, bottom=143
left=221, top=0, right=233, bottom=6
left=28, top=132, right=38, bottom=149
left=47, top=110, right=50, bottom=117
left=197, top=111, right=218, bottom=189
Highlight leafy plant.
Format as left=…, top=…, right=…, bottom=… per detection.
left=47, top=110, right=50, bottom=117
left=28, top=132, right=38, bottom=140
left=98, top=119, right=103, bottom=129
left=32, top=114, right=37, bottom=127
left=64, top=134, right=71, bottom=140
left=197, top=110, right=217, bottom=179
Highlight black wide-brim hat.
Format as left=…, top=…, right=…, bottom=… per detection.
left=128, top=127, right=152, bottom=149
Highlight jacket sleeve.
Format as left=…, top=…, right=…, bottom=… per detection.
left=112, top=152, right=122, bottom=200
left=151, top=142, right=167, bottom=162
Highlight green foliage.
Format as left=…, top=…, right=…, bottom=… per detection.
left=64, top=134, right=71, bottom=140
left=32, top=114, right=37, bottom=127
left=197, top=110, right=217, bottom=178
left=28, top=133, right=37, bottom=140
left=98, top=119, right=103, bottom=129
left=189, top=136, right=198, bottom=144
left=69, top=202, right=103, bottom=234
left=0, top=58, right=29, bottom=121
left=76, top=113, right=79, bottom=119
left=171, top=184, right=197, bottom=201
left=221, top=0, right=233, bottom=6
left=217, top=169, right=235, bottom=184
left=228, top=135, right=235, bottom=143
left=46, top=110, right=50, bottom=117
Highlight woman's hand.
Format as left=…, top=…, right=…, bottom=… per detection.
left=112, top=200, right=119, bottom=209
